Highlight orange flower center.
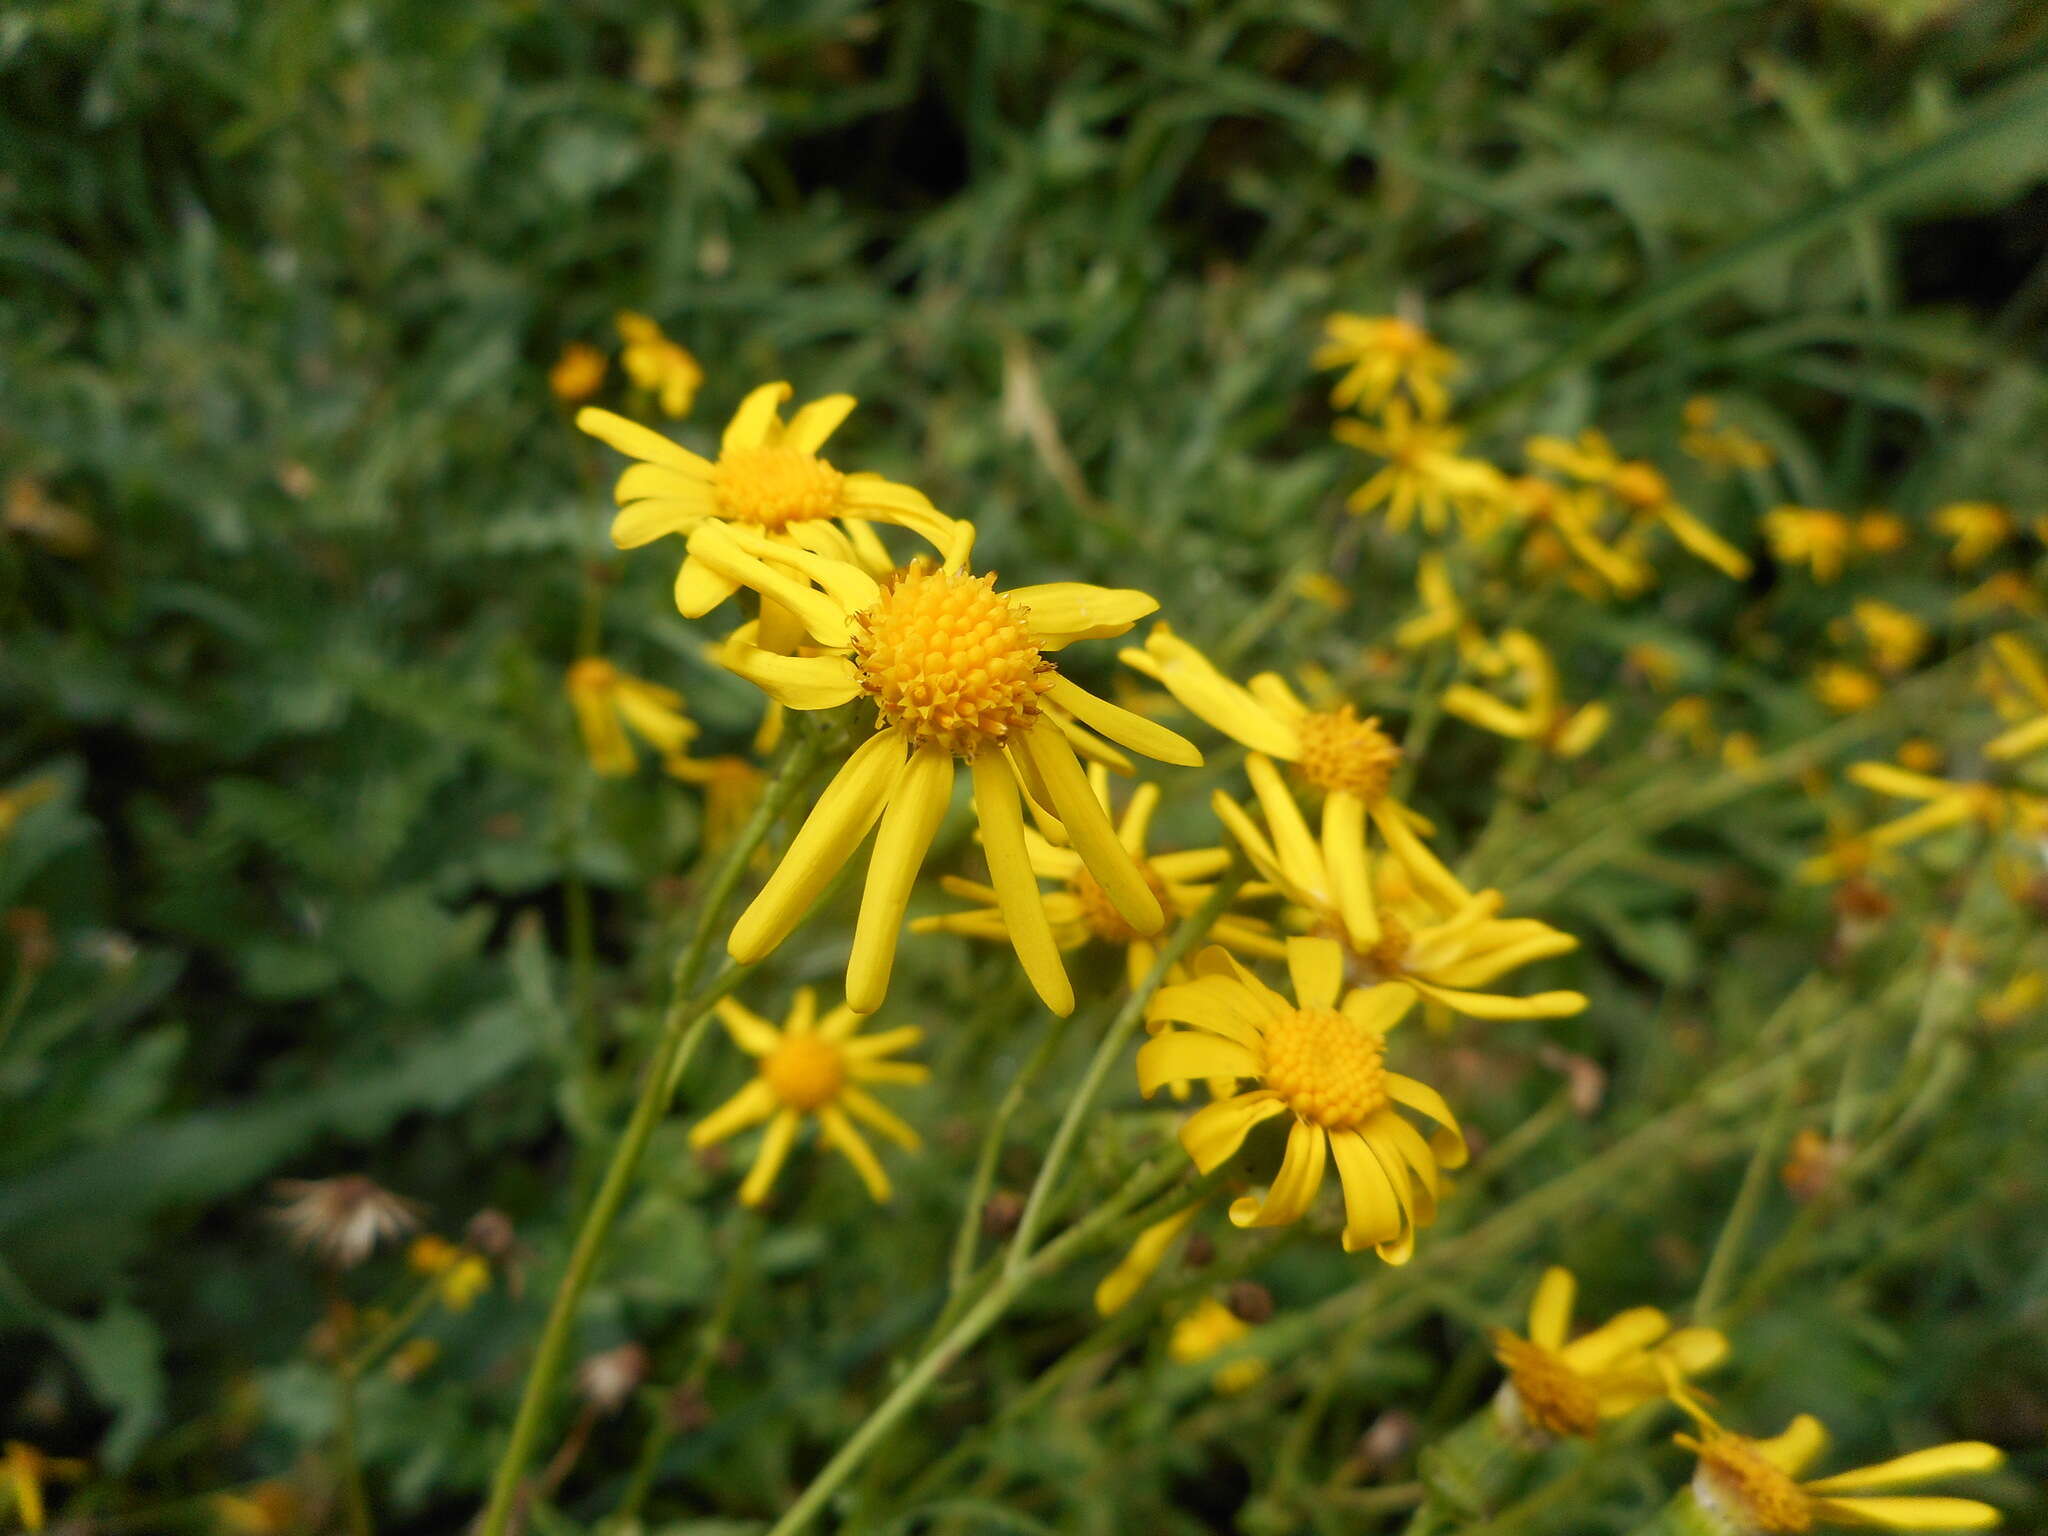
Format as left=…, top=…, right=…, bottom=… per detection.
left=1260, top=1006, right=1386, bottom=1129
left=1294, top=707, right=1402, bottom=799
left=1491, top=1332, right=1601, bottom=1439
left=1610, top=462, right=1669, bottom=510
left=712, top=445, right=846, bottom=530
left=761, top=1033, right=845, bottom=1111
left=1072, top=862, right=1171, bottom=945
left=568, top=656, right=618, bottom=695
left=1687, top=1432, right=1815, bottom=1534
left=850, top=565, right=1053, bottom=757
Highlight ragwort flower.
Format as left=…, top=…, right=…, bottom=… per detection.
left=1394, top=554, right=1505, bottom=674
left=700, top=526, right=1199, bottom=1013
left=1169, top=1297, right=1268, bottom=1395
left=1489, top=1267, right=1725, bottom=1443
left=1334, top=400, right=1508, bottom=536
left=548, top=341, right=608, bottom=405
left=615, top=311, right=702, bottom=418
left=1503, top=475, right=1650, bottom=597
left=1764, top=507, right=1855, bottom=584
left=1441, top=630, right=1611, bottom=759
left=1934, top=502, right=2012, bottom=571
left=1981, top=633, right=2048, bottom=764
left=1527, top=430, right=1751, bottom=580
left=1313, top=313, right=1458, bottom=419
left=914, top=763, right=1278, bottom=995
left=566, top=658, right=699, bottom=777
left=1138, top=939, right=1466, bottom=1262
left=690, top=988, right=927, bottom=1206
left=1670, top=1386, right=2002, bottom=1533
left=579, top=382, right=956, bottom=631
left=1681, top=396, right=1773, bottom=471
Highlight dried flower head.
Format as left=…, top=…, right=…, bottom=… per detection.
left=271, top=1176, right=424, bottom=1269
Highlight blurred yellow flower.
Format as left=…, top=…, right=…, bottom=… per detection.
left=1139, top=939, right=1466, bottom=1261
left=1764, top=507, right=1854, bottom=583
left=690, top=987, right=927, bottom=1206
left=5, top=477, right=100, bottom=557
left=1527, top=430, right=1751, bottom=580
left=1627, top=643, right=1685, bottom=692
left=1680, top=396, right=1772, bottom=470
left=1978, top=969, right=2043, bottom=1029
left=1095, top=1203, right=1200, bottom=1316
left=1313, top=313, right=1457, bottom=419
left=408, top=1235, right=491, bottom=1312
left=1504, top=476, right=1649, bottom=596
left=2, top=1442, right=86, bottom=1533
left=1813, top=662, right=1882, bottom=715
left=210, top=1481, right=302, bottom=1535
left=1981, top=634, right=2048, bottom=763
left=1799, top=760, right=2043, bottom=882
left=1670, top=1386, right=2002, bottom=1533
left=703, top=530, right=1198, bottom=1014
left=1442, top=630, right=1611, bottom=758
left=1954, top=570, right=2043, bottom=620
left=1395, top=554, right=1504, bottom=673
left=1657, top=696, right=1717, bottom=752
left=1934, top=501, right=2012, bottom=570
left=548, top=341, right=608, bottom=404
left=666, top=752, right=768, bottom=857
left=1856, top=510, right=1910, bottom=553
left=1851, top=601, right=1929, bottom=675
left=1292, top=570, right=1351, bottom=611
left=1335, top=400, right=1508, bottom=536
left=1898, top=738, right=1944, bottom=775
left=580, top=381, right=957, bottom=638
left=1722, top=731, right=1762, bottom=772
left=566, top=658, right=699, bottom=777
left=614, top=311, right=702, bottom=418
left=1490, top=1267, right=1726, bottom=1441
left=1168, top=1297, right=1267, bottom=1394
left=914, top=763, right=1277, bottom=998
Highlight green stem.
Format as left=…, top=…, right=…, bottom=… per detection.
left=476, top=730, right=826, bottom=1536
left=335, top=1367, right=374, bottom=1536
left=1691, top=1069, right=1799, bottom=1326
left=347, top=1279, right=441, bottom=1379
left=949, top=1005, right=1080, bottom=1296
left=1005, top=868, right=1246, bottom=1274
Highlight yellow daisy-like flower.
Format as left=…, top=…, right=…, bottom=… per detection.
left=1670, top=1386, right=2002, bottom=1533
left=1852, top=601, right=1930, bottom=676
left=1857, top=511, right=1910, bottom=554
left=1313, top=313, right=1458, bottom=420
left=690, top=988, right=928, bottom=1206
left=1168, top=1297, right=1268, bottom=1395
left=1813, top=662, right=1882, bottom=716
left=1981, top=634, right=2048, bottom=763
left=1796, top=759, right=2044, bottom=883
left=1527, top=430, right=1752, bottom=580
left=2, top=1442, right=86, bottom=1533
left=1334, top=400, right=1509, bottom=536
left=407, top=1234, right=491, bottom=1312
left=1394, top=554, right=1506, bottom=674
left=1488, top=1267, right=1726, bottom=1443
left=565, top=658, right=699, bottom=777
left=1441, top=629, right=1612, bottom=759
left=548, top=341, right=608, bottom=405
left=1504, top=475, right=1651, bottom=596
left=1212, top=758, right=1585, bottom=1023
left=579, top=382, right=957, bottom=631
left=1681, top=396, right=1774, bottom=471
left=1138, top=939, right=1466, bottom=1262
left=1954, top=571, right=2043, bottom=621
left=913, top=762, right=1278, bottom=1000
left=1934, top=501, right=2012, bottom=571
left=1765, top=507, right=1855, bottom=584
left=698, top=526, right=1200, bottom=1014
left=614, top=311, right=702, bottom=418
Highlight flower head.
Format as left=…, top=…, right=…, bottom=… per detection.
left=549, top=341, right=608, bottom=405
left=1851, top=601, right=1930, bottom=676
left=1139, top=939, right=1466, bottom=1261
left=1504, top=476, right=1652, bottom=597
left=1489, top=1267, right=1725, bottom=1443
left=691, top=988, right=927, bottom=1205
left=615, top=311, right=702, bottom=418
left=1335, top=400, right=1508, bottom=536
left=270, top=1175, right=424, bottom=1269
left=408, top=1234, right=491, bottom=1312
left=1670, top=1386, right=2002, bottom=1533
left=581, top=383, right=957, bottom=631
left=1168, top=1297, right=1268, bottom=1394
left=1681, top=397, right=1773, bottom=471
left=1934, top=502, right=2011, bottom=570
left=1441, top=630, right=1611, bottom=759
left=1313, top=313, right=1458, bottom=419
left=1527, top=430, right=1751, bottom=580
left=1981, top=634, right=2048, bottom=764
left=1813, top=663, right=1882, bottom=716
left=1395, top=554, right=1506, bottom=673
left=1765, top=507, right=1855, bottom=584
left=704, top=528, right=1199, bottom=1014
left=567, top=658, right=699, bottom=777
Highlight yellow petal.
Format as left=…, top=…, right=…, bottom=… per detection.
left=971, top=752, right=1074, bottom=1017
left=1177, top=1090, right=1287, bottom=1174
left=783, top=393, right=856, bottom=453
left=1093, top=1204, right=1198, bottom=1316
left=1385, top=1074, right=1465, bottom=1166
left=1407, top=979, right=1587, bottom=1020
left=1013, top=583, right=1159, bottom=647
left=1044, top=676, right=1202, bottom=767
left=737, top=1108, right=802, bottom=1206
left=839, top=1085, right=921, bottom=1150
left=1559, top=1306, right=1667, bottom=1372
left=1126, top=624, right=1301, bottom=757
left=1285, top=936, right=1344, bottom=1010
left=1145, top=978, right=1266, bottom=1049
left=615, top=461, right=713, bottom=505
left=1341, top=983, right=1417, bottom=1035
left=723, top=381, right=792, bottom=454
left=613, top=499, right=710, bottom=549
left=1806, top=1497, right=2000, bottom=1529
left=689, top=1079, right=779, bottom=1149
left=1227, top=1119, right=1328, bottom=1227
left=1136, top=1030, right=1262, bottom=1096
left=1442, top=685, right=1538, bottom=739
left=1019, top=724, right=1163, bottom=935
left=1528, top=1267, right=1576, bottom=1351
left=1659, top=503, right=1753, bottom=579
left=1804, top=1444, right=2005, bottom=1495
left=1370, top=803, right=1470, bottom=912
left=714, top=999, right=783, bottom=1056
left=1247, top=754, right=1327, bottom=899
left=846, top=744, right=955, bottom=1013
left=1329, top=1127, right=1403, bottom=1253
left=1984, top=714, right=2048, bottom=763
left=1847, top=762, right=1958, bottom=801
left=675, top=554, right=743, bottom=617
left=1322, top=791, right=1380, bottom=949
left=686, top=525, right=855, bottom=649
left=1755, top=1415, right=1830, bottom=1476
left=577, top=406, right=715, bottom=474
left=816, top=1105, right=892, bottom=1202
left=729, top=731, right=905, bottom=963
left=718, top=633, right=862, bottom=711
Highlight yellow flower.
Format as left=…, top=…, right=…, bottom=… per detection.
left=1489, top=1267, right=1726, bottom=1442
left=1504, top=476, right=1650, bottom=596
left=5, top=477, right=99, bottom=557
left=0, top=777, right=58, bottom=844
left=1526, top=430, right=1752, bottom=579
left=1394, top=554, right=1504, bottom=673
left=1813, top=663, right=1882, bottom=715
left=1292, top=570, right=1351, bottom=611
left=1797, top=761, right=2043, bottom=882
left=1168, top=1297, right=1268, bottom=1394
left=1851, top=601, right=1929, bottom=675
left=1441, top=629, right=1611, bottom=758
left=210, top=1481, right=301, bottom=1535
left=1934, top=501, right=2012, bottom=570
left=1657, top=696, right=1718, bottom=752
left=1764, top=507, right=1855, bottom=583
left=701, top=530, right=1199, bottom=1015
left=614, top=311, right=702, bottom=418
left=1856, top=511, right=1910, bottom=553
left=1981, top=634, right=2048, bottom=764
left=1954, top=571, right=2043, bottom=620
left=1313, top=313, right=1458, bottom=419
left=914, top=762, right=1277, bottom=998
left=1138, top=939, right=1466, bottom=1261
left=1627, top=643, right=1686, bottom=692
left=407, top=1235, right=491, bottom=1312
left=580, top=382, right=958, bottom=635
left=1670, top=1386, right=2002, bottom=1533
left=1094, top=1203, right=1200, bottom=1316
left=565, top=658, right=698, bottom=777
left=690, top=987, right=927, bottom=1206
left=1211, top=759, right=1585, bottom=1023
left=666, top=752, right=768, bottom=857
left=548, top=341, right=608, bottom=404
left=1334, top=400, right=1508, bottom=536
left=2, top=1443, right=86, bottom=1533
left=1979, top=969, right=2043, bottom=1029
left=1898, top=738, right=1944, bottom=775
left=1722, top=731, right=1763, bottom=772
left=1681, top=396, right=1773, bottom=470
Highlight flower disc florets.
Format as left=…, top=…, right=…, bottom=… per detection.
left=850, top=565, right=1052, bottom=756
left=1294, top=706, right=1402, bottom=799
left=1262, top=1006, right=1386, bottom=1128
left=1689, top=1432, right=1816, bottom=1533
left=1492, top=1333, right=1602, bottom=1440
left=1072, top=862, right=1172, bottom=944
left=762, top=1033, right=846, bottom=1111
left=712, top=445, right=846, bottom=529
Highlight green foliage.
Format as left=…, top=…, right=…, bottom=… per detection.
left=3, top=2, right=2045, bottom=1533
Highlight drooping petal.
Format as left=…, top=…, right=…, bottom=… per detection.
left=1370, top=803, right=1470, bottom=912
left=1528, top=1267, right=1576, bottom=1351
left=1753, top=1415, right=1830, bottom=1476
left=1247, top=754, right=1328, bottom=899
left=968, top=752, right=1074, bottom=1016
left=816, top=1105, right=892, bottom=1202
left=1228, top=1120, right=1328, bottom=1227
left=1177, top=1091, right=1286, bottom=1174
left=838, top=474, right=956, bottom=550
left=1094, top=1204, right=1198, bottom=1316
left=686, top=524, right=856, bottom=648
left=718, top=633, right=863, bottom=711
left=675, top=554, right=744, bottom=617
left=1013, top=583, right=1159, bottom=647
left=1803, top=1444, right=2005, bottom=1496
left=1020, top=724, right=1163, bottom=935
left=1328, top=1127, right=1403, bottom=1253
left=1322, top=791, right=1380, bottom=949
left=1122, top=624, right=1301, bottom=757
left=1384, top=1074, right=1466, bottom=1167
left=1407, top=978, right=1588, bottom=1020
left=845, top=744, right=955, bottom=1013
left=1045, top=676, right=1202, bottom=767
left=614, top=499, right=712, bottom=549
left=1805, top=1497, right=2000, bottom=1530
